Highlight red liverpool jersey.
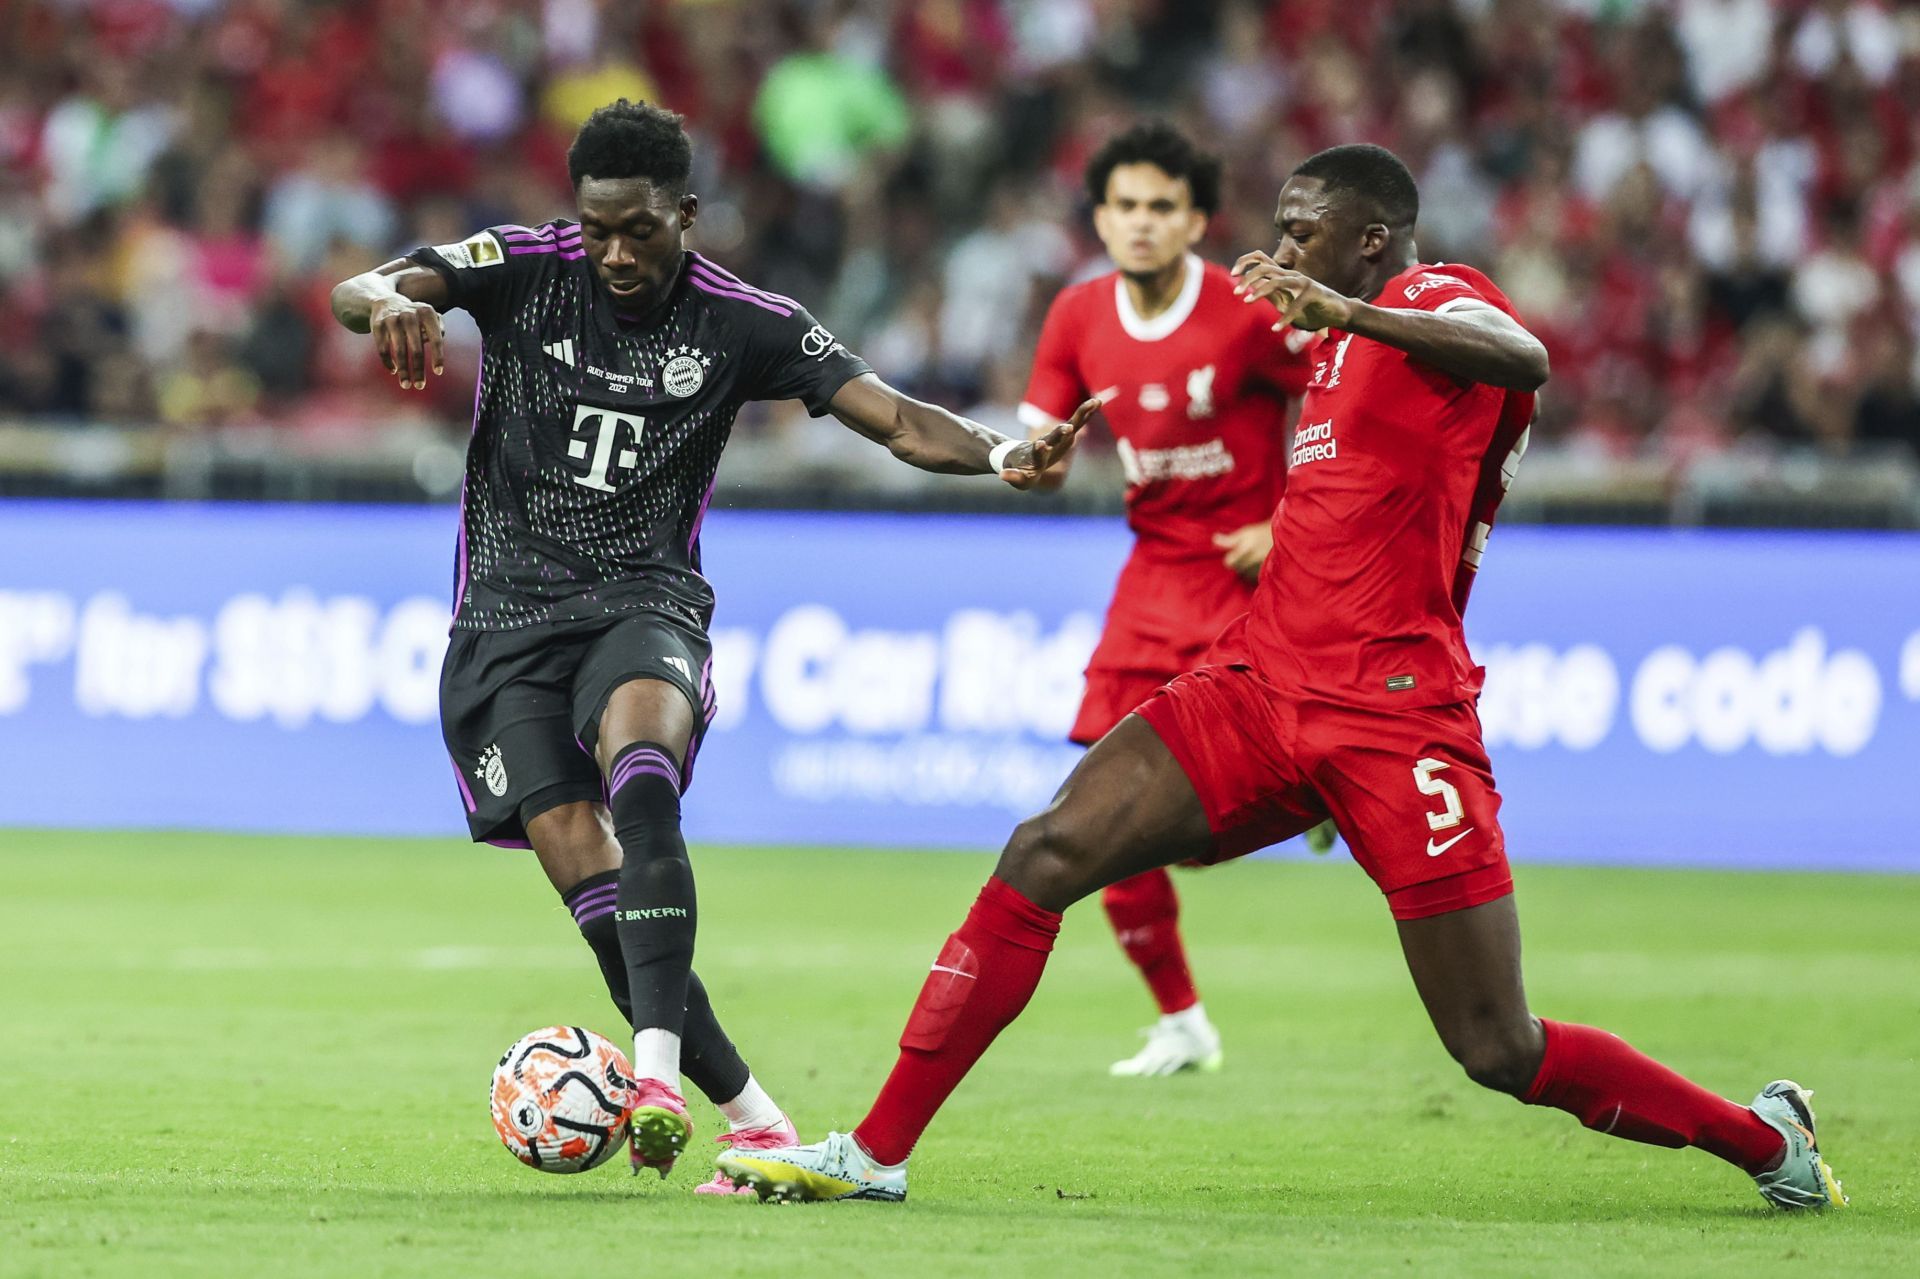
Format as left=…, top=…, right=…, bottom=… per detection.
left=1226, top=262, right=1536, bottom=710
left=1020, top=254, right=1314, bottom=559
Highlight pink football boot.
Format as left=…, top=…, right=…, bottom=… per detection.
left=628, top=1078, right=693, bottom=1179
left=694, top=1115, right=800, bottom=1196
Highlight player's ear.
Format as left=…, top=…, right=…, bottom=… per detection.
left=1185, top=209, right=1209, bottom=248
left=1360, top=222, right=1390, bottom=261
left=678, top=193, right=698, bottom=231
left=1092, top=201, right=1114, bottom=243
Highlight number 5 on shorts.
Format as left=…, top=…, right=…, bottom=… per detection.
left=1412, top=758, right=1464, bottom=831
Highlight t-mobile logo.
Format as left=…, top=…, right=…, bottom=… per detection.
left=567, top=404, right=647, bottom=492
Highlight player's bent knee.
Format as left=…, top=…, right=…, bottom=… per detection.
left=999, top=811, right=1101, bottom=911
left=1458, top=1049, right=1532, bottom=1097
left=535, top=801, right=602, bottom=846
left=1450, top=1020, right=1546, bottom=1097
left=625, top=854, right=693, bottom=907
left=525, top=800, right=619, bottom=888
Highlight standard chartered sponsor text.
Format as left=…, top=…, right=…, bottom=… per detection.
left=1117, top=437, right=1236, bottom=484
left=1290, top=419, right=1337, bottom=468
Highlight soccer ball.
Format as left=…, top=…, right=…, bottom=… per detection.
left=490, top=1026, right=633, bottom=1173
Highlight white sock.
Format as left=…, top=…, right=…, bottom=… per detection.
left=1164, top=1002, right=1211, bottom=1033
left=717, top=1073, right=786, bottom=1132
left=631, top=1028, right=681, bottom=1087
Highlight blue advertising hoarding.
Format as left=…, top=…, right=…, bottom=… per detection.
left=2, top=500, right=1915, bottom=871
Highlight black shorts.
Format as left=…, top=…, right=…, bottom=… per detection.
left=439, top=609, right=715, bottom=846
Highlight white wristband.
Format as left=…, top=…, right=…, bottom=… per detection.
left=987, top=438, right=1022, bottom=473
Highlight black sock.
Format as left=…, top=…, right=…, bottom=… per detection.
left=682, top=972, right=751, bottom=1104
left=608, top=743, right=696, bottom=1040
left=561, top=869, right=749, bottom=1104
left=561, top=869, right=630, bottom=1024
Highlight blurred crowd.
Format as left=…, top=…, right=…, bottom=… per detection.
left=3, top=0, right=1919, bottom=484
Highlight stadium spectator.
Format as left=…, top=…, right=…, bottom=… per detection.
left=938, top=183, right=1073, bottom=385
left=1792, top=209, right=1881, bottom=340
left=262, top=138, right=398, bottom=274
left=2, top=0, right=1917, bottom=505
left=157, top=329, right=260, bottom=431
left=1790, top=0, right=1901, bottom=86
left=1572, top=50, right=1713, bottom=204
left=1673, top=0, right=1776, bottom=105
left=37, top=57, right=175, bottom=225
left=751, top=6, right=910, bottom=192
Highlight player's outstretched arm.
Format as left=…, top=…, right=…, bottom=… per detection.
left=1232, top=252, right=1549, bottom=392
left=1338, top=300, right=1548, bottom=391
left=1022, top=422, right=1074, bottom=492
left=329, top=260, right=451, bottom=391
left=827, top=374, right=1098, bottom=489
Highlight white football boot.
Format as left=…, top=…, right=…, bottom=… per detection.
left=717, top=1130, right=908, bottom=1203
left=1109, top=1004, right=1224, bottom=1077
left=1749, top=1080, right=1847, bottom=1210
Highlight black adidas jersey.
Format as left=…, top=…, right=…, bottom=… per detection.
left=410, top=223, right=872, bottom=632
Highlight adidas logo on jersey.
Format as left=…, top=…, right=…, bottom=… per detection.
left=662, top=656, right=691, bottom=680
left=543, top=338, right=576, bottom=366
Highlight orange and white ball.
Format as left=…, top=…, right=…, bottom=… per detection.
left=490, top=1026, right=633, bottom=1173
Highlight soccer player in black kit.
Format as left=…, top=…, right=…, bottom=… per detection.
left=330, top=100, right=1089, bottom=1191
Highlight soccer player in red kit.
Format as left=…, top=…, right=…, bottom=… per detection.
left=722, top=145, right=1845, bottom=1212
left=1019, top=122, right=1320, bottom=1076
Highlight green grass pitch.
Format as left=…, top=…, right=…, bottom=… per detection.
left=2, top=831, right=1916, bottom=1278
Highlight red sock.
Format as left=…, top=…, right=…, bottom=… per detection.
left=1525, top=1020, right=1784, bottom=1174
left=1102, top=869, right=1198, bottom=1014
left=853, top=876, right=1061, bottom=1165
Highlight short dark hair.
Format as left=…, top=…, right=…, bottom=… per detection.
left=1290, top=143, right=1419, bottom=228
left=567, top=99, right=693, bottom=192
left=1084, top=120, right=1222, bottom=215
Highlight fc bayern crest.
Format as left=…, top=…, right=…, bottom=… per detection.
left=478, top=743, right=508, bottom=797
left=662, top=345, right=707, bottom=397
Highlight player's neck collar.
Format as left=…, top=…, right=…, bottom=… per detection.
left=1363, top=255, right=1425, bottom=302
left=1114, top=253, right=1203, bottom=342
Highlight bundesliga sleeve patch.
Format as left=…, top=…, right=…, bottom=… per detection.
left=432, top=232, right=505, bottom=271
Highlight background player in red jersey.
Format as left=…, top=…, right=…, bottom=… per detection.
left=723, top=144, right=1845, bottom=1213
left=1019, top=121, right=1321, bottom=1077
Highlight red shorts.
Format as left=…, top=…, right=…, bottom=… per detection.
left=1072, top=666, right=1170, bottom=746
left=1071, top=551, right=1252, bottom=746
left=1134, top=663, right=1513, bottom=921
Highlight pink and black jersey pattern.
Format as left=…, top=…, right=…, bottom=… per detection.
left=409, top=224, right=870, bottom=632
